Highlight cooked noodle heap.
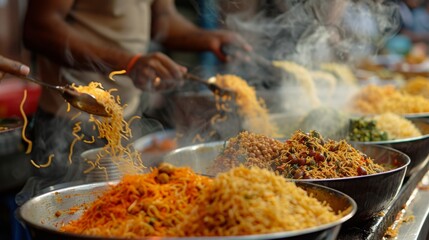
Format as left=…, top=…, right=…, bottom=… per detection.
left=61, top=164, right=211, bottom=237
left=373, top=113, right=421, bottom=139
left=72, top=82, right=143, bottom=176
left=350, top=84, right=429, bottom=114
left=214, top=74, right=280, bottom=137
left=61, top=165, right=342, bottom=237
left=401, top=76, right=429, bottom=99
left=211, top=130, right=385, bottom=179
left=176, top=166, right=341, bottom=236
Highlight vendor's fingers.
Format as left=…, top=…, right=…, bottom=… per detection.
left=146, top=60, right=173, bottom=80
left=0, top=55, right=30, bottom=76
left=0, top=71, right=5, bottom=80
left=151, top=52, right=186, bottom=78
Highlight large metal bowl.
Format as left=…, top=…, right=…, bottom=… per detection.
left=271, top=113, right=429, bottom=176
left=18, top=180, right=356, bottom=240
left=350, top=118, right=429, bottom=176
left=163, top=142, right=409, bottom=222
left=133, top=129, right=177, bottom=168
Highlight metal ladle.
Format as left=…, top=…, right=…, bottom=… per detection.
left=17, top=75, right=110, bottom=117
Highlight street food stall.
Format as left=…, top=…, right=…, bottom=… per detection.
left=2, top=0, right=429, bottom=239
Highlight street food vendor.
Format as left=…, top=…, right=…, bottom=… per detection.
left=18, top=0, right=250, bottom=198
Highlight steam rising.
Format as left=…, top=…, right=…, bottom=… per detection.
left=17, top=0, right=401, bottom=205
left=211, top=0, right=401, bottom=112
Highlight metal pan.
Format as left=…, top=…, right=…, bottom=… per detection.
left=163, top=142, right=409, bottom=223
left=18, top=180, right=356, bottom=240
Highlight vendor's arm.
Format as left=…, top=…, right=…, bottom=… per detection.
left=23, top=0, right=185, bottom=90
left=151, top=0, right=251, bottom=61
left=0, top=55, right=30, bottom=79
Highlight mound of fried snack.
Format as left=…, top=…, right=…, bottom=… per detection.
left=61, top=165, right=342, bottom=238
left=211, top=130, right=385, bottom=179
left=176, top=166, right=341, bottom=236
left=350, top=84, right=429, bottom=115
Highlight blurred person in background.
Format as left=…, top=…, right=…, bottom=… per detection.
left=0, top=55, right=30, bottom=79
left=399, top=0, right=429, bottom=43
left=17, top=0, right=250, bottom=202
left=387, top=0, right=429, bottom=55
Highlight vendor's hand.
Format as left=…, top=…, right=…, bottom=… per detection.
left=127, top=52, right=187, bottom=91
left=198, top=30, right=252, bottom=62
left=0, top=55, right=30, bottom=80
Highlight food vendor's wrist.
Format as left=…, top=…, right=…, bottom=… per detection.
left=126, top=54, right=142, bottom=73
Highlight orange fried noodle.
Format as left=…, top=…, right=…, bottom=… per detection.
left=61, top=164, right=211, bottom=238
left=62, top=165, right=342, bottom=238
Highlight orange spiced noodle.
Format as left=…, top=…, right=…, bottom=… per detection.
left=61, top=164, right=212, bottom=238
left=71, top=82, right=143, bottom=176
left=62, top=165, right=342, bottom=238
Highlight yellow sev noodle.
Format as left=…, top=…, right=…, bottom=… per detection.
left=30, top=154, right=54, bottom=168
left=373, top=113, right=421, bottom=139
left=214, top=75, right=280, bottom=137
left=19, top=89, right=32, bottom=154
left=62, top=165, right=342, bottom=238
left=176, top=166, right=341, bottom=236
left=71, top=82, right=144, bottom=176
left=351, top=84, right=429, bottom=114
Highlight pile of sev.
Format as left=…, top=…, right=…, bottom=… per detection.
left=61, top=164, right=211, bottom=237
left=61, top=164, right=342, bottom=237
left=71, top=82, right=143, bottom=176
left=214, top=74, right=280, bottom=137
left=177, top=166, right=341, bottom=236
left=401, top=76, right=429, bottom=99
left=373, top=113, right=422, bottom=140
left=350, top=84, right=429, bottom=115
left=274, top=130, right=385, bottom=179
left=211, top=130, right=385, bottom=179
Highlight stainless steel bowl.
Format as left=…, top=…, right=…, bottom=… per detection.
left=271, top=113, right=429, bottom=176
left=163, top=142, right=410, bottom=222
left=350, top=118, right=429, bottom=176
left=133, top=130, right=177, bottom=168
left=18, top=180, right=356, bottom=240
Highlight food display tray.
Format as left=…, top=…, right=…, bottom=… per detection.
left=337, top=157, right=429, bottom=240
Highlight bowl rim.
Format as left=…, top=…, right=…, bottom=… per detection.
left=18, top=179, right=357, bottom=240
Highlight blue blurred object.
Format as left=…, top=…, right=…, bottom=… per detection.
left=198, top=0, right=219, bottom=77
left=386, top=34, right=412, bottom=55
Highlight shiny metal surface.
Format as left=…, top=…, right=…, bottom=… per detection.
left=395, top=169, right=429, bottom=240
left=133, top=130, right=177, bottom=168
left=164, top=142, right=410, bottom=222
left=19, top=180, right=356, bottom=240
